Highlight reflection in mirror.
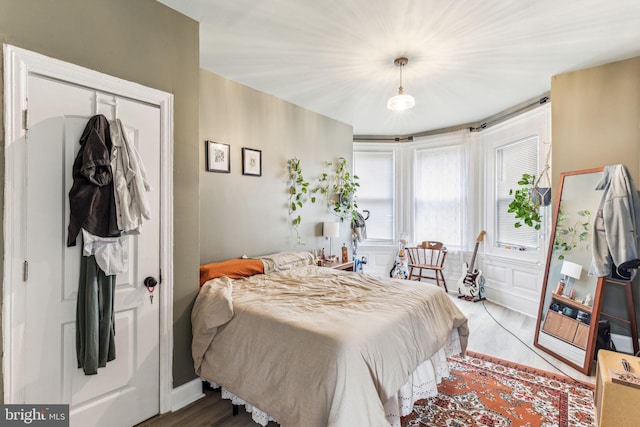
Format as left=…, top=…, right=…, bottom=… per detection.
left=534, top=167, right=605, bottom=375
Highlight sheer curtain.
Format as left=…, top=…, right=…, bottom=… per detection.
left=413, top=130, right=469, bottom=251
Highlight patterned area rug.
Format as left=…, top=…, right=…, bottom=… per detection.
left=402, top=351, right=595, bottom=427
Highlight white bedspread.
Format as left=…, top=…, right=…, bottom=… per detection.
left=192, top=266, right=469, bottom=427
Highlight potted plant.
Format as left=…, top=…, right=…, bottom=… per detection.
left=508, top=173, right=548, bottom=230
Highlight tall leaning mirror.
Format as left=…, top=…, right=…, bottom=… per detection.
left=534, top=167, right=605, bottom=375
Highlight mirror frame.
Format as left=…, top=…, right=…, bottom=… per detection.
left=533, top=167, right=606, bottom=375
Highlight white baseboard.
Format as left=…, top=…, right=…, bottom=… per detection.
left=171, top=378, right=205, bottom=412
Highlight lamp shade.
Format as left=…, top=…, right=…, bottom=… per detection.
left=323, top=221, right=340, bottom=238
left=387, top=93, right=415, bottom=111
left=561, top=260, right=583, bottom=280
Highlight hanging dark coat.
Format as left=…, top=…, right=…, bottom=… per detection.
left=67, top=114, right=120, bottom=246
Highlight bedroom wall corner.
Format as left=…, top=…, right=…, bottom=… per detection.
left=199, top=69, right=354, bottom=265
left=0, top=0, right=200, bottom=391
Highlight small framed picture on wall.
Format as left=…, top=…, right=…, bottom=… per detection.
left=242, top=148, right=262, bottom=176
left=205, top=140, right=230, bottom=173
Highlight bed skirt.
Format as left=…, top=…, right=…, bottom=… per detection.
left=208, top=328, right=462, bottom=427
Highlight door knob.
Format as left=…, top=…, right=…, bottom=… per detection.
left=144, top=276, right=158, bottom=289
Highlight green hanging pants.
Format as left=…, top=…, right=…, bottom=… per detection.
left=76, top=254, right=116, bottom=375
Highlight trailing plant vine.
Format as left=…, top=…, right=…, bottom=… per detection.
left=287, top=158, right=315, bottom=245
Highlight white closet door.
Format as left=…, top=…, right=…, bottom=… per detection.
left=6, top=58, right=165, bottom=426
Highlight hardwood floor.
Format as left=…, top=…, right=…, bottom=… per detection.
left=137, top=292, right=595, bottom=427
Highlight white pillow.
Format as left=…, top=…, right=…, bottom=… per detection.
left=257, top=251, right=314, bottom=273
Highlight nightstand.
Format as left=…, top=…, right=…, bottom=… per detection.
left=323, top=261, right=354, bottom=271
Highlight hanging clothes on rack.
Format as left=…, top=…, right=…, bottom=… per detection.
left=81, top=229, right=129, bottom=275
left=68, top=114, right=152, bottom=375
left=76, top=254, right=116, bottom=375
left=68, top=114, right=119, bottom=375
left=81, top=118, right=152, bottom=275
left=109, top=118, right=152, bottom=234
left=67, top=114, right=120, bottom=247
left=590, top=164, right=640, bottom=280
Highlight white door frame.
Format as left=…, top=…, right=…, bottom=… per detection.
left=2, top=44, right=174, bottom=413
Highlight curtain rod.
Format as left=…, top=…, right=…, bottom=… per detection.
left=468, top=94, right=550, bottom=132
left=353, top=92, right=550, bottom=142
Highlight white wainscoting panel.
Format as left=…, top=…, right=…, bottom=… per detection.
left=479, top=255, right=544, bottom=318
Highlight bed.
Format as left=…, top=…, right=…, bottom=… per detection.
left=192, top=252, right=469, bottom=427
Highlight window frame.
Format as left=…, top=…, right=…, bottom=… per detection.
left=352, top=143, right=399, bottom=244
left=481, top=105, right=552, bottom=263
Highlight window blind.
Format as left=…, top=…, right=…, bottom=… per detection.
left=353, top=151, right=394, bottom=241
left=496, top=136, right=539, bottom=248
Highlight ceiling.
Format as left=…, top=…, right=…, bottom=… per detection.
left=157, top=0, right=640, bottom=137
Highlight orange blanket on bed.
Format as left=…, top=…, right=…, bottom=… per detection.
left=199, top=258, right=264, bottom=287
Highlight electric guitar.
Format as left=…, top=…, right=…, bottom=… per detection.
left=457, top=231, right=486, bottom=301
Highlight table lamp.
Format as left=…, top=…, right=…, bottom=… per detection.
left=323, top=221, right=340, bottom=260
left=560, top=260, right=583, bottom=297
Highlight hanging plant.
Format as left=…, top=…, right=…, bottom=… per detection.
left=329, top=157, right=359, bottom=222
left=508, top=173, right=544, bottom=230
left=507, top=146, right=552, bottom=230
left=313, top=160, right=333, bottom=200
left=312, top=158, right=359, bottom=222
left=287, top=158, right=315, bottom=245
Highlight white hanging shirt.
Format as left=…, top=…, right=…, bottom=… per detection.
left=82, top=229, right=129, bottom=276
left=109, top=118, right=152, bottom=234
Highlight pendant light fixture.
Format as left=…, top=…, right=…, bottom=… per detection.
left=387, top=57, right=415, bottom=111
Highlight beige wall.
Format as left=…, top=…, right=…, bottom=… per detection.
left=551, top=56, right=640, bottom=188
left=199, top=69, right=354, bottom=263
left=0, top=0, right=200, bottom=389
left=551, top=55, right=640, bottom=335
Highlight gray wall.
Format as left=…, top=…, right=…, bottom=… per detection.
left=199, top=69, right=353, bottom=263
left=0, top=0, right=200, bottom=389
left=552, top=55, right=640, bottom=338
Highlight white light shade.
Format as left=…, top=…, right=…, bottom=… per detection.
left=387, top=93, right=415, bottom=111
left=561, top=260, right=583, bottom=280
left=323, top=221, right=340, bottom=238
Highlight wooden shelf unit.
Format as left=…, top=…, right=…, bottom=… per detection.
left=550, top=292, right=592, bottom=314
left=543, top=310, right=590, bottom=349
left=542, top=292, right=593, bottom=350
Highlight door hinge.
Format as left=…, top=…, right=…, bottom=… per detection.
left=159, top=268, right=163, bottom=284
left=23, top=260, right=29, bottom=282
left=22, top=108, right=29, bottom=130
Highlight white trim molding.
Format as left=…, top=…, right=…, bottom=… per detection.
left=171, top=379, right=206, bottom=412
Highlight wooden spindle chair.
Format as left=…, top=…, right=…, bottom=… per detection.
left=406, top=241, right=448, bottom=291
